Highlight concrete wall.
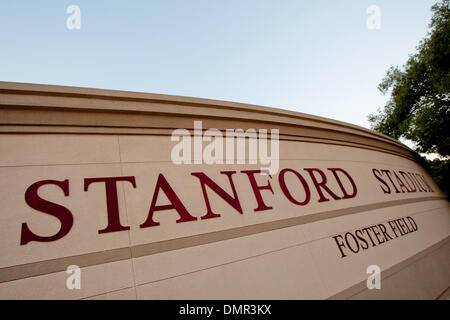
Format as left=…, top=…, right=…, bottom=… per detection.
left=0, top=82, right=448, bottom=299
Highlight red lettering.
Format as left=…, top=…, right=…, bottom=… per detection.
left=140, top=174, right=197, bottom=227
left=399, top=171, right=416, bottom=192
left=241, top=170, right=274, bottom=212
left=381, top=170, right=400, bottom=193
left=21, top=179, right=73, bottom=245
left=372, top=169, right=391, bottom=194
left=278, top=168, right=311, bottom=206
left=393, top=171, right=409, bottom=193
left=304, top=168, right=341, bottom=202
left=84, top=176, right=136, bottom=234
left=191, top=171, right=242, bottom=219
left=328, top=168, right=357, bottom=199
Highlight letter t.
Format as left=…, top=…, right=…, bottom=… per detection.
left=84, top=176, right=136, bottom=234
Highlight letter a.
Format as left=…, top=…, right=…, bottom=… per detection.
left=66, top=5, right=81, bottom=30
left=140, top=174, right=197, bottom=228
left=366, top=265, right=381, bottom=289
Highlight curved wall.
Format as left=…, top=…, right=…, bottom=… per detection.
left=0, top=82, right=448, bottom=299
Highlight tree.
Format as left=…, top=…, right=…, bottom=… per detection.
left=368, top=0, right=449, bottom=156
left=368, top=0, right=449, bottom=195
left=428, top=158, right=450, bottom=195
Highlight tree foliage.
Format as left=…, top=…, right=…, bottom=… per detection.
left=428, top=158, right=450, bottom=195
left=368, top=0, right=450, bottom=157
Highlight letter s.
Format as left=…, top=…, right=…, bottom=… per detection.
left=20, top=179, right=73, bottom=245
left=372, top=169, right=391, bottom=194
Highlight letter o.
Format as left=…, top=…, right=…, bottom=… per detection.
left=278, top=168, right=311, bottom=205
left=344, top=232, right=360, bottom=253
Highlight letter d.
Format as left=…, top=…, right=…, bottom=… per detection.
left=224, top=305, right=231, bottom=314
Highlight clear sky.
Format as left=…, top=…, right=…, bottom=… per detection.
left=0, top=0, right=438, bottom=129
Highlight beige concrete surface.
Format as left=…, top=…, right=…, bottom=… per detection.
left=0, top=82, right=448, bottom=299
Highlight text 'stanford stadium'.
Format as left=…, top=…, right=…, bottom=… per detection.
left=0, top=82, right=448, bottom=299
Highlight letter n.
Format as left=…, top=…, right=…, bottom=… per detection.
left=191, top=171, right=243, bottom=219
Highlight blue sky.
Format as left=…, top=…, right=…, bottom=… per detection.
left=0, top=0, right=438, bottom=129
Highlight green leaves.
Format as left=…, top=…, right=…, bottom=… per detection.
left=368, top=0, right=450, bottom=157
left=428, top=158, right=450, bottom=196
